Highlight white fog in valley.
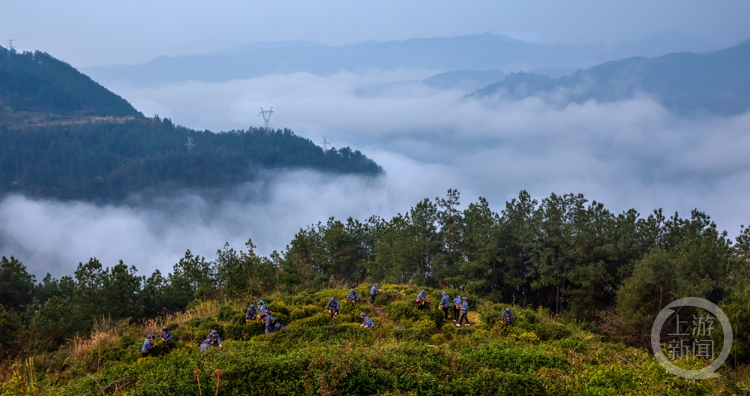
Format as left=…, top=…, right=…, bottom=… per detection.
left=2, top=69, right=750, bottom=278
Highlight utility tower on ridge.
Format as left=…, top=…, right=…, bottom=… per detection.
left=185, top=136, right=196, bottom=152
left=259, top=107, right=274, bottom=131
left=6, top=40, right=14, bottom=52
left=320, top=136, right=329, bottom=151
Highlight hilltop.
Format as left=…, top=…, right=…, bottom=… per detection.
left=0, top=46, right=141, bottom=121
left=1, top=285, right=739, bottom=395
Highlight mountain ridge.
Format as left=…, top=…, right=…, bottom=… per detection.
left=0, top=46, right=142, bottom=118
left=468, top=37, right=750, bottom=116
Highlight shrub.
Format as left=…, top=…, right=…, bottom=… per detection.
left=517, top=332, right=540, bottom=344
left=266, top=301, right=291, bottom=316
left=289, top=312, right=331, bottom=328
left=449, top=370, right=545, bottom=396
left=462, top=343, right=568, bottom=373
left=535, top=323, right=572, bottom=341
left=431, top=334, right=447, bottom=345
left=288, top=305, right=320, bottom=321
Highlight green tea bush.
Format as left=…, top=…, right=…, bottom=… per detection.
left=449, top=369, right=545, bottom=396
left=225, top=321, right=265, bottom=340
left=535, top=322, right=572, bottom=341
left=461, top=343, right=568, bottom=373
left=7, top=285, right=734, bottom=395
left=385, top=300, right=443, bottom=328
left=288, top=304, right=320, bottom=321
left=266, top=300, right=291, bottom=316
left=289, top=312, right=331, bottom=328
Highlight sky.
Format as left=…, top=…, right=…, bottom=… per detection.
left=1, top=0, right=749, bottom=67
left=1, top=1, right=750, bottom=278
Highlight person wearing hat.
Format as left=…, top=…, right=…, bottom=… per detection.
left=274, top=322, right=288, bottom=332
left=415, top=289, right=430, bottom=310
left=501, top=308, right=514, bottom=324
left=359, top=312, right=375, bottom=329
left=258, top=300, right=269, bottom=321
left=345, top=289, right=361, bottom=304
left=265, top=316, right=277, bottom=334
left=326, top=297, right=340, bottom=325
left=246, top=304, right=258, bottom=322
left=452, top=295, right=462, bottom=322
left=141, top=334, right=157, bottom=357
left=201, top=330, right=222, bottom=350
left=262, top=310, right=273, bottom=325
left=369, top=283, right=382, bottom=305
left=160, top=327, right=173, bottom=348
left=457, top=297, right=470, bottom=327
left=439, top=291, right=451, bottom=321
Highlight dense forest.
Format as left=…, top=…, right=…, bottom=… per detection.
left=0, top=118, right=383, bottom=201
left=0, top=46, right=141, bottom=117
left=1, top=189, right=748, bottom=365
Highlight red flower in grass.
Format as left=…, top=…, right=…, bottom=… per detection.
left=194, top=370, right=200, bottom=375
left=214, top=369, right=222, bottom=376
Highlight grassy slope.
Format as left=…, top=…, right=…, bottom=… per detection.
left=2, top=285, right=746, bottom=395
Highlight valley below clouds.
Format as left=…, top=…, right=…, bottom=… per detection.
left=3, top=68, right=750, bottom=277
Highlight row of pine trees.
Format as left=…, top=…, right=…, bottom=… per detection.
left=2, top=189, right=749, bottom=360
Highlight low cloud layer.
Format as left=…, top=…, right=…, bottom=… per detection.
left=3, top=70, right=749, bottom=277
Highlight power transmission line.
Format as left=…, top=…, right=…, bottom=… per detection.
left=320, top=136, right=329, bottom=151
left=6, top=39, right=14, bottom=52
left=110, top=90, right=517, bottom=188
left=185, top=136, right=196, bottom=152
left=259, top=107, right=274, bottom=131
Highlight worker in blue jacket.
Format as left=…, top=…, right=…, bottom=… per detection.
left=359, top=312, right=375, bottom=329
left=345, top=289, right=360, bottom=303
left=200, top=330, right=222, bottom=350
left=327, top=297, right=340, bottom=325
left=141, top=334, right=156, bottom=357
left=415, top=289, right=430, bottom=310
left=439, top=291, right=451, bottom=321
left=160, top=326, right=173, bottom=349
left=258, top=300, right=269, bottom=320
left=246, top=304, right=257, bottom=322
left=457, top=297, right=470, bottom=327
left=501, top=308, right=514, bottom=324
left=369, top=283, right=382, bottom=305
left=265, top=316, right=277, bottom=334
left=452, top=295, right=462, bottom=322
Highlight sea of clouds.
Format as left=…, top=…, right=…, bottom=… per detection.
left=2, top=68, right=749, bottom=278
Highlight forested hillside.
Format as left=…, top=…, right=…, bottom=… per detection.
left=1, top=189, right=749, bottom=394
left=0, top=46, right=141, bottom=118
left=0, top=118, right=383, bottom=201
left=470, top=38, right=750, bottom=116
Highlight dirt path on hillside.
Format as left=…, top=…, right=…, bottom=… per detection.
left=370, top=305, right=405, bottom=330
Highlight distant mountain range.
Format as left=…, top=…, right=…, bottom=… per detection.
left=0, top=46, right=141, bottom=118
left=423, top=70, right=508, bottom=92
left=469, top=38, right=750, bottom=116
left=422, top=67, right=579, bottom=93
left=83, top=30, right=717, bottom=85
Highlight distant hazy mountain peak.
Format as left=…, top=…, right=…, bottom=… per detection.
left=469, top=40, right=750, bottom=116
left=732, top=37, right=750, bottom=48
